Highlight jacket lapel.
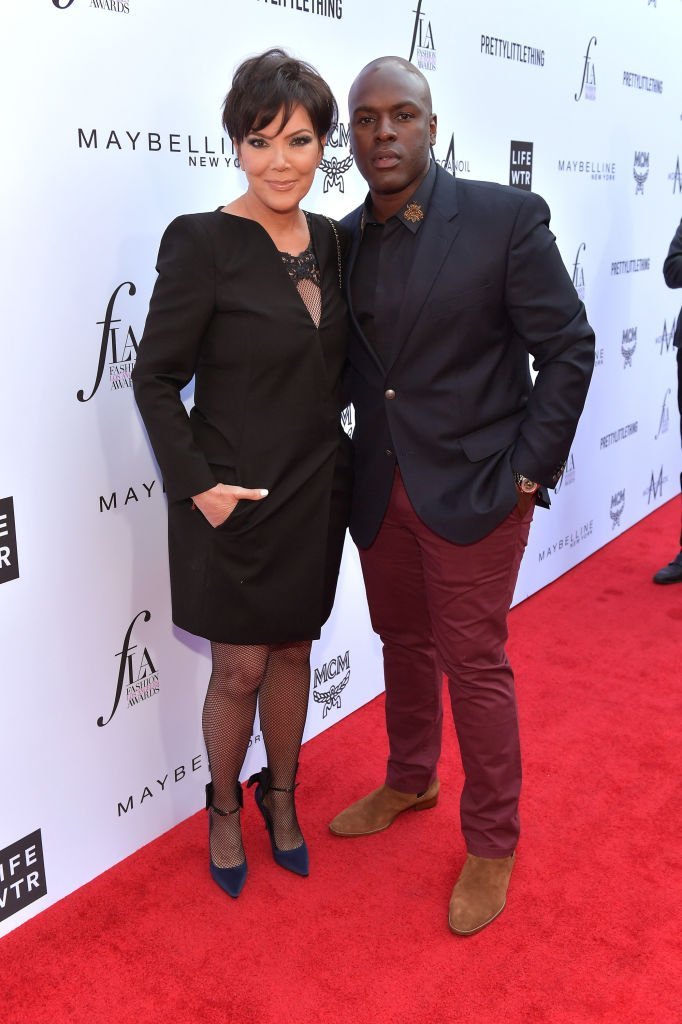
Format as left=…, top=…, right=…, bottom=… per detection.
left=344, top=206, right=386, bottom=376
left=383, top=167, right=461, bottom=374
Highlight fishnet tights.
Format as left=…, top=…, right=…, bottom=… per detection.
left=202, top=640, right=312, bottom=867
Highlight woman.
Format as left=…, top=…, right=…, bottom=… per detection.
left=132, top=49, right=351, bottom=898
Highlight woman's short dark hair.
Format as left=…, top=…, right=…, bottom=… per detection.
left=222, top=48, right=337, bottom=143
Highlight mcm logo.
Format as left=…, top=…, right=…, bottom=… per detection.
left=669, top=156, right=682, bottom=194
left=644, top=467, right=667, bottom=504
left=409, top=0, right=436, bottom=71
left=313, top=650, right=350, bottom=718
left=97, top=610, right=159, bottom=727
left=633, top=151, right=649, bottom=194
left=610, top=490, right=625, bottom=530
left=655, top=388, right=671, bottom=439
left=621, top=327, right=637, bottom=367
left=655, top=317, right=677, bottom=354
left=574, top=36, right=597, bottom=101
left=572, top=242, right=586, bottom=300
left=77, top=281, right=139, bottom=402
left=319, top=153, right=354, bottom=193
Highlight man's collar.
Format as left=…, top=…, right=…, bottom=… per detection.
left=361, top=160, right=437, bottom=234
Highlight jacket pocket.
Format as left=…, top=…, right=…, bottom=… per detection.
left=458, top=410, right=526, bottom=462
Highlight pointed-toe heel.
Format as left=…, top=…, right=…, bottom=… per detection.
left=247, top=767, right=309, bottom=877
left=206, top=781, right=248, bottom=898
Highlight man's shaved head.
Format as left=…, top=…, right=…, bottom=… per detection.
left=349, top=56, right=433, bottom=114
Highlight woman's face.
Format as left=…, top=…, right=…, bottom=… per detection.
left=237, top=104, right=324, bottom=214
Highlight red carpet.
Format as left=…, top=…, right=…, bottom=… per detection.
left=3, top=500, right=681, bottom=1024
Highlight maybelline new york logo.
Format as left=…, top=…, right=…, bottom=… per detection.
left=435, top=134, right=471, bottom=176
left=509, top=142, right=533, bottom=190
left=655, top=317, right=677, bottom=354
left=633, top=151, right=649, bottom=194
left=669, top=157, right=682, bottom=194
left=572, top=243, right=586, bottom=300
left=313, top=650, right=350, bottom=718
left=320, top=121, right=354, bottom=193
left=0, top=831, right=48, bottom=924
left=409, top=1, right=436, bottom=71
left=0, top=496, right=20, bottom=585
left=537, top=519, right=593, bottom=561
left=99, top=479, right=163, bottom=513
left=621, top=327, right=637, bottom=368
left=77, top=282, right=138, bottom=402
left=77, top=129, right=239, bottom=170
left=97, top=610, right=159, bottom=727
left=644, top=467, right=667, bottom=504
left=557, top=158, right=615, bottom=182
left=655, top=389, right=671, bottom=439
left=610, top=490, right=625, bottom=530
left=575, top=37, right=597, bottom=101
left=117, top=754, right=203, bottom=818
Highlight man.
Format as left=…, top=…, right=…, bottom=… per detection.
left=653, top=217, right=682, bottom=584
left=329, top=57, right=595, bottom=936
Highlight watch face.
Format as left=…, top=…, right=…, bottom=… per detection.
left=521, top=478, right=538, bottom=493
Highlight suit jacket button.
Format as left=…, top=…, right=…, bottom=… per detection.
left=385, top=389, right=396, bottom=400
left=385, top=448, right=393, bottom=457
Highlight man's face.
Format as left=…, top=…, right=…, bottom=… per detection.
left=348, top=62, right=436, bottom=198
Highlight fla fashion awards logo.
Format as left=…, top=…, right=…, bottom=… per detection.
left=97, top=611, right=160, bottom=727
left=77, top=282, right=139, bottom=402
left=633, top=152, right=649, bottom=194
left=0, top=497, right=20, bottom=585
left=313, top=650, right=350, bottom=718
left=0, top=831, right=48, bottom=923
left=408, top=1, right=436, bottom=71
left=572, top=243, right=586, bottom=300
left=553, top=452, right=576, bottom=493
left=669, top=157, right=682, bottom=194
left=655, top=390, right=671, bottom=439
left=52, top=0, right=130, bottom=11
left=574, top=36, right=597, bottom=101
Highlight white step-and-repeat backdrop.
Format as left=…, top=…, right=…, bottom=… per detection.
left=1, top=0, right=680, bottom=935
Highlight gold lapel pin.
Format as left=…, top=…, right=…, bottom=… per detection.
left=403, top=202, right=424, bottom=224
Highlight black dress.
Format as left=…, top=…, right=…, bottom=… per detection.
left=132, top=210, right=352, bottom=644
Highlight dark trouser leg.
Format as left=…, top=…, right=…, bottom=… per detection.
left=415, top=502, right=533, bottom=858
left=203, top=642, right=269, bottom=867
left=258, top=640, right=313, bottom=850
left=359, top=473, right=443, bottom=795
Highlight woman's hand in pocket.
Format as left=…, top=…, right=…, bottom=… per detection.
left=192, top=483, right=268, bottom=528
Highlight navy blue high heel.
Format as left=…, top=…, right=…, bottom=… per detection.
left=247, top=766, right=309, bottom=877
left=206, top=781, right=248, bottom=898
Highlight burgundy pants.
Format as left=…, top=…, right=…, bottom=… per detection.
left=359, top=470, right=534, bottom=858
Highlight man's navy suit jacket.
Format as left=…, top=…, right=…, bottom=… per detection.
left=341, top=164, right=596, bottom=548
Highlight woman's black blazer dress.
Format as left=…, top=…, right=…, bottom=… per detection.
left=132, top=210, right=352, bottom=644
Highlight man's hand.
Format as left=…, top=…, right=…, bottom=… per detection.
left=192, top=483, right=268, bottom=528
